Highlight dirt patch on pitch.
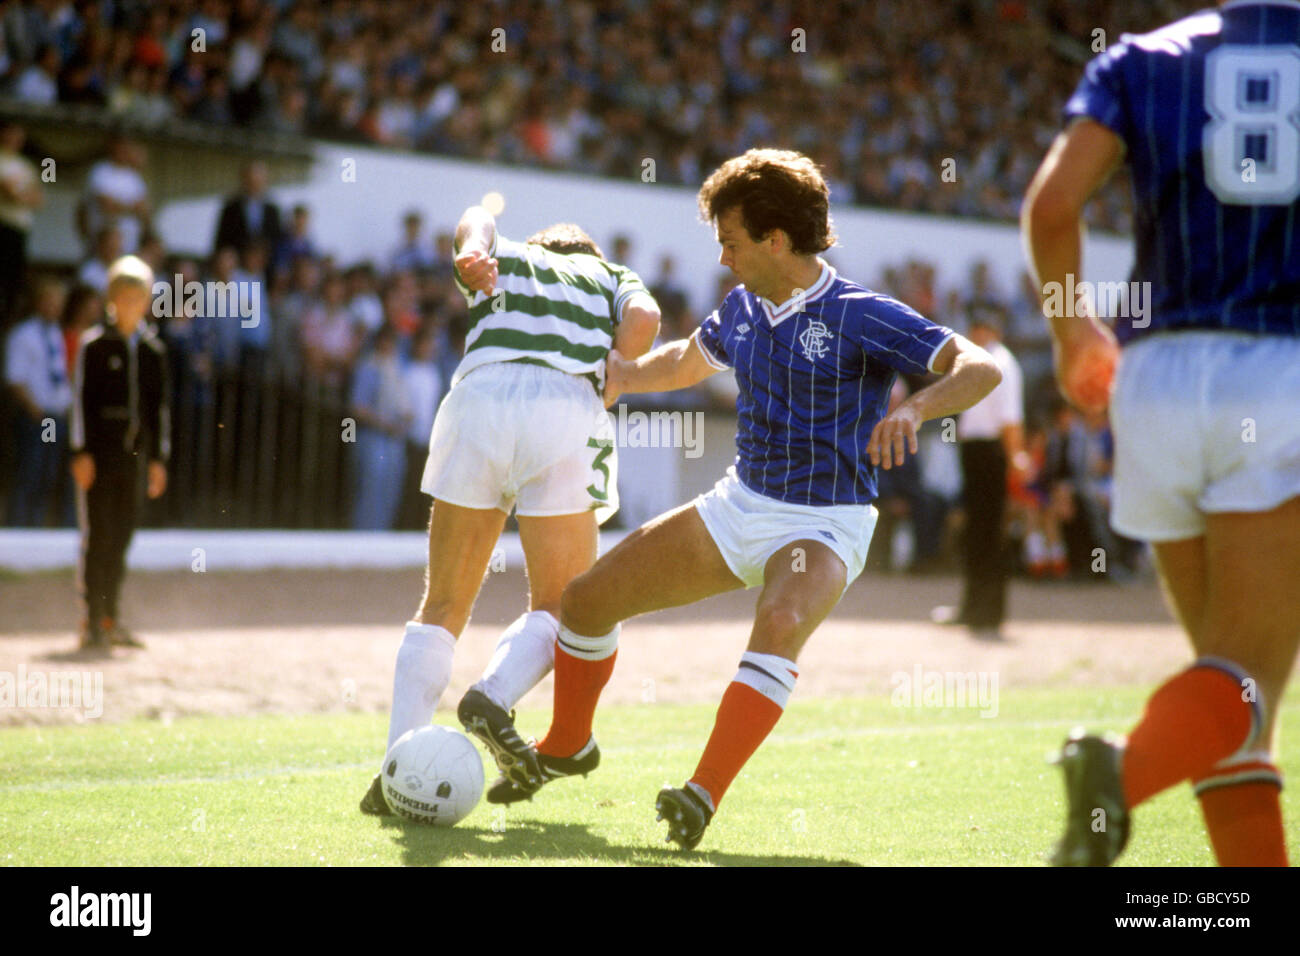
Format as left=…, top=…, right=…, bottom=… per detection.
left=0, top=567, right=1191, bottom=725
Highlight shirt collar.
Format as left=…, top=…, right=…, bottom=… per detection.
left=757, top=259, right=836, bottom=325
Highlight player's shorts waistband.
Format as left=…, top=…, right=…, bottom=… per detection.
left=460, top=358, right=600, bottom=392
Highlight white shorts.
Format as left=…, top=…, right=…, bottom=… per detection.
left=1111, top=331, right=1300, bottom=541
left=693, top=467, right=878, bottom=590
left=422, top=361, right=619, bottom=522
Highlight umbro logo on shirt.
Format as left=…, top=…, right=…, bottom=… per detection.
left=735, top=323, right=750, bottom=336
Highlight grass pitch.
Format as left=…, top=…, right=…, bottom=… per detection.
left=4, top=684, right=1297, bottom=867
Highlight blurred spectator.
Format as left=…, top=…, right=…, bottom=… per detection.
left=649, top=254, right=692, bottom=339
left=932, top=308, right=1026, bottom=639
left=1011, top=421, right=1067, bottom=578
left=350, top=324, right=411, bottom=530
left=206, top=245, right=244, bottom=375
left=274, top=202, right=315, bottom=276
left=77, top=225, right=123, bottom=292
left=388, top=209, right=435, bottom=274
left=11, top=45, right=59, bottom=104
left=236, top=239, right=273, bottom=380
left=137, top=230, right=166, bottom=276
left=346, top=263, right=384, bottom=336
left=397, top=327, right=442, bottom=529
left=300, top=268, right=358, bottom=387
left=80, top=135, right=151, bottom=255
left=5, top=277, right=72, bottom=526
left=0, top=120, right=43, bottom=325
left=61, top=285, right=103, bottom=374
left=213, top=159, right=283, bottom=262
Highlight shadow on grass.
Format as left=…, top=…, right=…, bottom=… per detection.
left=380, top=817, right=859, bottom=867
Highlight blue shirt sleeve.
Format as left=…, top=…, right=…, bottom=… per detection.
left=694, top=290, right=738, bottom=370
left=857, top=293, right=955, bottom=375
left=1064, top=38, right=1133, bottom=142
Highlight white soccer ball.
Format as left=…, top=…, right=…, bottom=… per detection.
left=381, top=725, right=485, bottom=826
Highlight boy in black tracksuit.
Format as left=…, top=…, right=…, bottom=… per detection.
left=70, top=255, right=169, bottom=651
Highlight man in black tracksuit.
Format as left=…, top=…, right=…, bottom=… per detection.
left=70, top=255, right=169, bottom=651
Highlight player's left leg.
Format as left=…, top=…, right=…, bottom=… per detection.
left=661, top=539, right=847, bottom=848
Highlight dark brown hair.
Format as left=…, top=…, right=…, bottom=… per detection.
left=526, top=223, right=605, bottom=260
left=698, top=148, right=836, bottom=255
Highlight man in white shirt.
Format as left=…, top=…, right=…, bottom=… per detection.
left=5, top=278, right=71, bottom=526
left=82, top=136, right=151, bottom=255
left=932, top=307, right=1026, bottom=640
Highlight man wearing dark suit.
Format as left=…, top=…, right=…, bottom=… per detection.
left=212, top=160, right=281, bottom=266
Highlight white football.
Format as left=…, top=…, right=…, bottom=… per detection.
left=381, top=725, right=485, bottom=826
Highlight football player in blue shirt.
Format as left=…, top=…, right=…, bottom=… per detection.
left=486, top=148, right=1002, bottom=850
left=1023, top=0, right=1300, bottom=867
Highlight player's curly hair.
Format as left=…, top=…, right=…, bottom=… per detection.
left=697, top=148, right=836, bottom=256
left=526, top=223, right=605, bottom=260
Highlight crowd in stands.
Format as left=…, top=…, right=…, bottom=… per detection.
left=0, top=0, right=1190, bottom=231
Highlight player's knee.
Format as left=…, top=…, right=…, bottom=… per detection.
left=751, top=603, right=805, bottom=654
left=559, top=571, right=611, bottom=635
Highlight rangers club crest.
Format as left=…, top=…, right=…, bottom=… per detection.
left=798, top=319, right=833, bottom=360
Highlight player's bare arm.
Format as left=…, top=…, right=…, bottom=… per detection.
left=868, top=334, right=1001, bottom=470
left=611, top=293, right=660, bottom=360
left=1022, top=118, right=1124, bottom=413
left=453, top=205, right=498, bottom=294
left=603, top=329, right=719, bottom=406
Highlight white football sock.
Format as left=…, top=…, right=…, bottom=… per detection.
left=475, top=610, right=559, bottom=711
left=385, top=621, right=456, bottom=756
left=733, top=650, right=799, bottom=708
left=557, top=622, right=619, bottom=661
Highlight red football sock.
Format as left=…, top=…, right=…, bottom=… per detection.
left=690, top=681, right=786, bottom=809
left=1122, top=662, right=1257, bottom=809
left=1195, top=763, right=1288, bottom=867
left=538, top=645, right=616, bottom=759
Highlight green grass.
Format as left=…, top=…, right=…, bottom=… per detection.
left=3, top=685, right=1298, bottom=866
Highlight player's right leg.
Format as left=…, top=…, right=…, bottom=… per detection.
left=487, top=502, right=744, bottom=803
left=460, top=510, right=598, bottom=790
left=361, top=498, right=505, bottom=816
left=388, top=497, right=505, bottom=749
left=1182, top=500, right=1299, bottom=865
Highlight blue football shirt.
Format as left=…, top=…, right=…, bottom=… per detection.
left=695, top=261, right=954, bottom=506
left=1066, top=0, right=1300, bottom=344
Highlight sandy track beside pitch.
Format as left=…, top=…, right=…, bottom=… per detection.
left=0, top=567, right=1190, bottom=725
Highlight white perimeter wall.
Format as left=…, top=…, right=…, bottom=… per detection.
left=157, top=142, right=1135, bottom=312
